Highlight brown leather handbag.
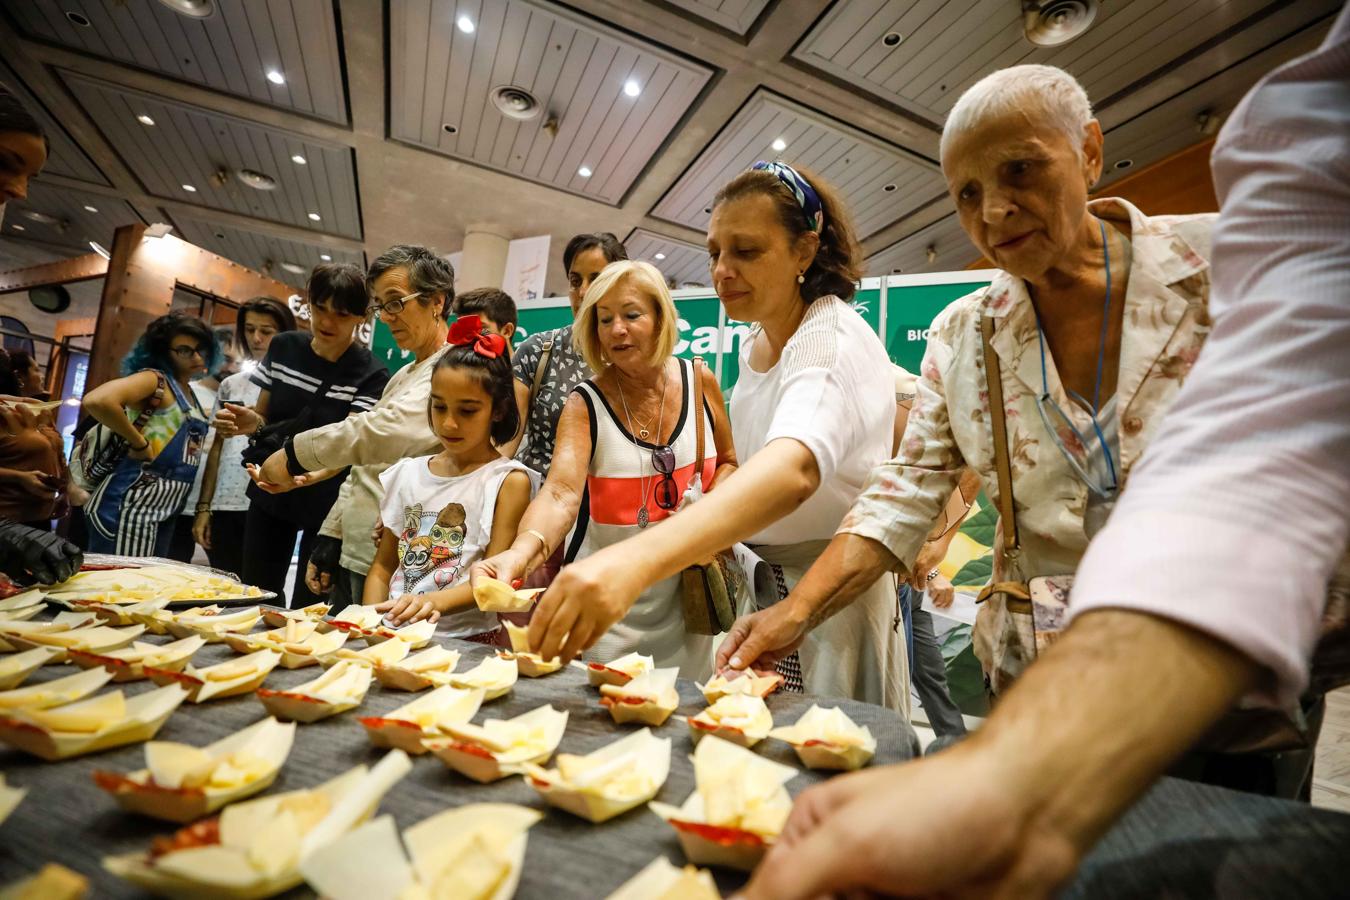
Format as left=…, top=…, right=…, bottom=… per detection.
left=679, top=358, right=739, bottom=635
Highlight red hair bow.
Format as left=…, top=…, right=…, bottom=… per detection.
left=447, top=315, right=507, bottom=360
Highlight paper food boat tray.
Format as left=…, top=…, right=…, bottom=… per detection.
left=0, top=685, right=187, bottom=761
left=51, top=555, right=277, bottom=607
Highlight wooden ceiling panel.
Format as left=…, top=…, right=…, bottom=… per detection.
left=4, top=181, right=145, bottom=254
left=6, top=0, right=348, bottom=123
left=625, top=227, right=711, bottom=287
left=660, top=0, right=771, bottom=35
left=173, top=216, right=366, bottom=290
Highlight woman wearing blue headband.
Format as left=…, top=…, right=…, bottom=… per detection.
left=521, top=161, right=910, bottom=715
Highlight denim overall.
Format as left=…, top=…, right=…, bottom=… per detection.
left=87, top=373, right=208, bottom=558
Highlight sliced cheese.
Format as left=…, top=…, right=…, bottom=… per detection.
left=25, top=690, right=126, bottom=733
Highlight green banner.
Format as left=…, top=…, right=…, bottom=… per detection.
left=372, top=275, right=995, bottom=388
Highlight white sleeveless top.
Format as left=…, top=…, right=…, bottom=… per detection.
left=567, top=357, right=716, bottom=679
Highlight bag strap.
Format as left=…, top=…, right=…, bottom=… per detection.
left=692, top=356, right=708, bottom=478
left=979, top=316, right=1020, bottom=559
left=528, top=338, right=555, bottom=411
left=131, top=371, right=167, bottom=431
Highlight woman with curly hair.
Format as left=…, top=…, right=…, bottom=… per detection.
left=80, top=312, right=220, bottom=557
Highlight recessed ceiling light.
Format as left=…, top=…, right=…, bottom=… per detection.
left=577, top=166, right=592, bottom=178
left=84, top=205, right=99, bottom=213
left=236, top=169, right=278, bottom=190
left=654, top=252, right=666, bottom=260
left=90, top=240, right=110, bottom=258
left=1113, top=158, right=1134, bottom=170
left=182, top=184, right=197, bottom=192
left=771, top=138, right=787, bottom=152
left=442, top=123, right=458, bottom=134
left=11, top=224, right=24, bottom=232
left=156, top=0, right=216, bottom=18
left=882, top=183, right=897, bottom=192
left=23, top=210, right=59, bottom=225
left=280, top=262, right=307, bottom=275
left=882, top=31, right=903, bottom=47
left=457, top=14, right=474, bottom=33
left=623, top=79, right=641, bottom=98
left=307, top=212, right=321, bottom=221
left=291, top=154, right=307, bottom=165
left=137, top=114, right=156, bottom=126
left=65, top=11, right=92, bottom=27
left=319, top=253, right=332, bottom=261
left=265, top=69, right=286, bottom=85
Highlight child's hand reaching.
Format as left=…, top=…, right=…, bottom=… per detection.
left=375, top=593, right=441, bottom=626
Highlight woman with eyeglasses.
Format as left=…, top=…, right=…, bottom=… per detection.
left=80, top=312, right=220, bottom=557
left=474, top=260, right=738, bottom=675
left=515, top=163, right=910, bottom=713
left=211, top=264, right=388, bottom=605
left=244, top=246, right=456, bottom=613
left=722, top=65, right=1220, bottom=704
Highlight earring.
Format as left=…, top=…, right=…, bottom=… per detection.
left=796, top=272, right=805, bottom=284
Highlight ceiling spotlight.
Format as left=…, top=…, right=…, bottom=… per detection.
left=491, top=85, right=542, bottom=121
left=23, top=210, right=60, bottom=225
left=442, top=123, right=459, bottom=134
left=771, top=138, right=787, bottom=152
left=882, top=31, right=903, bottom=48
left=457, top=14, right=475, bottom=34
left=84, top=205, right=99, bottom=213
left=182, top=183, right=197, bottom=192
left=623, top=79, right=641, bottom=98
left=307, top=212, right=321, bottom=221
left=280, top=262, right=307, bottom=275
left=882, top=183, right=897, bottom=192
left=320, top=253, right=332, bottom=261
left=137, top=114, right=156, bottom=126
left=1113, top=158, right=1134, bottom=170
left=156, top=0, right=216, bottom=18
left=1022, top=0, right=1098, bottom=47
left=266, top=69, right=286, bottom=85
left=654, top=252, right=666, bottom=260
left=577, top=166, right=592, bottom=178
left=89, top=240, right=110, bottom=258
left=291, top=154, right=307, bottom=165
left=236, top=169, right=278, bottom=190
left=65, top=11, right=92, bottom=27
left=11, top=224, right=24, bottom=232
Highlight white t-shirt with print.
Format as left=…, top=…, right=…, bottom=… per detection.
left=378, top=455, right=538, bottom=638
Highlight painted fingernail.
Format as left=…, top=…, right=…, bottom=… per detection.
left=510, top=579, right=523, bottom=589
left=730, top=656, right=743, bottom=668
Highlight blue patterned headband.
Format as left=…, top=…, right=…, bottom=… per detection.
left=751, top=160, right=824, bottom=234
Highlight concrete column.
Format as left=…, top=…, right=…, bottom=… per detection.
left=456, top=225, right=509, bottom=291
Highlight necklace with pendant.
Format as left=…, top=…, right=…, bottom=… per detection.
left=617, top=365, right=667, bottom=529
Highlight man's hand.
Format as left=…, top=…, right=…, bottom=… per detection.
left=714, top=604, right=810, bottom=673
left=213, top=402, right=260, bottom=437
left=736, top=746, right=1074, bottom=900
left=10, top=469, right=58, bottom=499
left=927, top=570, right=955, bottom=609
left=258, top=450, right=297, bottom=492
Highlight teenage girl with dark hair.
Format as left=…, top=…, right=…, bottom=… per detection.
left=363, top=315, right=534, bottom=641
left=80, top=312, right=221, bottom=557
left=191, top=296, right=296, bottom=576
left=212, top=265, right=388, bottom=605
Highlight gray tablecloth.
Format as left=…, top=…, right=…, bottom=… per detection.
left=2, top=610, right=1348, bottom=898
left=0, top=613, right=919, bottom=897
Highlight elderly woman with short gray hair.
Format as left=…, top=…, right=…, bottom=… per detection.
left=251, top=244, right=458, bottom=611
left=722, top=64, right=1219, bottom=697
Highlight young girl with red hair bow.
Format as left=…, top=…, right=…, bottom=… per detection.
left=363, top=316, right=538, bottom=641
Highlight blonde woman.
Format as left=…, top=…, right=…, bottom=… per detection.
left=472, top=260, right=737, bottom=678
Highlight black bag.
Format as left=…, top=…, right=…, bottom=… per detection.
left=239, top=370, right=337, bottom=468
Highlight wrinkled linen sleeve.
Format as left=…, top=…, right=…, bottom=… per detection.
left=291, top=362, right=436, bottom=472
left=1069, top=10, right=1350, bottom=707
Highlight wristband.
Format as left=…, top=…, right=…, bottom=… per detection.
left=195, top=504, right=211, bottom=515
left=523, top=529, right=550, bottom=556
left=283, top=437, right=306, bottom=477
left=131, top=438, right=150, bottom=452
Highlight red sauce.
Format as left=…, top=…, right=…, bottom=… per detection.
left=358, top=717, right=419, bottom=731
left=669, top=819, right=765, bottom=848
left=0, top=716, right=45, bottom=735
left=442, top=741, right=494, bottom=760
left=143, top=667, right=202, bottom=687
left=256, top=689, right=322, bottom=703
left=92, top=770, right=202, bottom=797
left=689, top=719, right=742, bottom=735
left=599, top=696, right=647, bottom=708
left=149, top=817, right=220, bottom=860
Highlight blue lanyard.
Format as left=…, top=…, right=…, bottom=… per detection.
left=1032, top=219, right=1119, bottom=493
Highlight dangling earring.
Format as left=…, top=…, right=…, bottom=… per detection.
left=796, top=272, right=805, bottom=284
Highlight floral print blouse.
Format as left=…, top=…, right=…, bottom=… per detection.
left=840, top=198, right=1218, bottom=687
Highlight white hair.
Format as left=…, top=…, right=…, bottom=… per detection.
left=940, top=64, right=1094, bottom=162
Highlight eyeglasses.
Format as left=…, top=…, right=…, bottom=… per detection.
left=651, top=444, right=678, bottom=510
left=367, top=291, right=421, bottom=318
left=169, top=345, right=205, bottom=360
left=1035, top=393, right=1118, bottom=501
